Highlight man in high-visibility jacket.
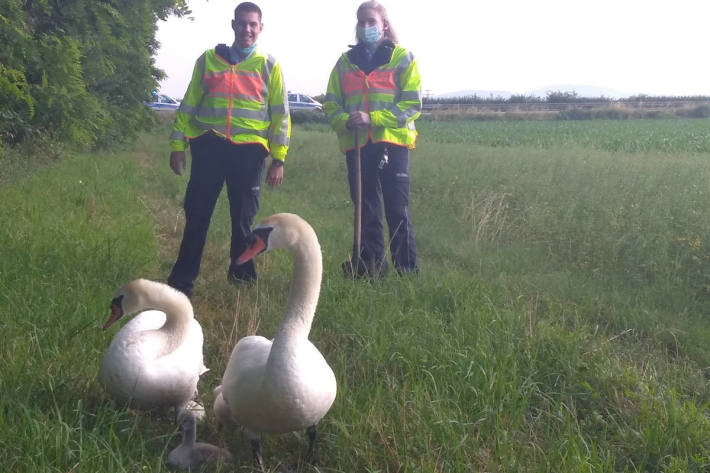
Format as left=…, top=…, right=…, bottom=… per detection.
left=167, top=1, right=290, bottom=297
left=324, top=1, right=421, bottom=279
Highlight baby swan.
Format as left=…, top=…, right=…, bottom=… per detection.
left=167, top=410, right=234, bottom=470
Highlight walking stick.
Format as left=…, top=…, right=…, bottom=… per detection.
left=352, top=128, right=362, bottom=277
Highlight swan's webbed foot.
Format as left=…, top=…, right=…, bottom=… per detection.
left=305, top=424, right=319, bottom=465
left=251, top=438, right=266, bottom=473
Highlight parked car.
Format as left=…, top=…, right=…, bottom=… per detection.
left=288, top=92, right=322, bottom=112
left=145, top=93, right=180, bottom=111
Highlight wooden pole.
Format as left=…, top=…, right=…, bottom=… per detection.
left=353, top=128, right=362, bottom=274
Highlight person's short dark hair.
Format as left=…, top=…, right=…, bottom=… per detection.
left=235, top=2, right=262, bottom=20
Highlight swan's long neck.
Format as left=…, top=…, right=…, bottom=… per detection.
left=272, top=232, right=322, bottom=350
left=182, top=423, right=196, bottom=448
left=150, top=285, right=193, bottom=356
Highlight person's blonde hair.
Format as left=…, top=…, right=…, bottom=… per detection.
left=356, top=1, right=398, bottom=44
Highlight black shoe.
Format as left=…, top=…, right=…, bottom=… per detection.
left=167, top=280, right=193, bottom=299
left=342, top=259, right=366, bottom=279
left=395, top=265, right=420, bottom=277
left=227, top=261, right=257, bottom=285
left=342, top=258, right=389, bottom=280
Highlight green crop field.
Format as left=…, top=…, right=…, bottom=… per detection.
left=1, top=117, right=709, bottom=472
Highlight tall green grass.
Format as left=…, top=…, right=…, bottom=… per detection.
left=418, top=118, right=710, bottom=153
left=1, top=118, right=709, bottom=472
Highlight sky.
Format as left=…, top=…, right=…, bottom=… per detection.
left=154, top=0, right=710, bottom=100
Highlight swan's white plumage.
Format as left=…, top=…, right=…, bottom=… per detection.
left=99, top=279, right=207, bottom=411
left=212, top=384, right=234, bottom=426
left=221, top=213, right=337, bottom=436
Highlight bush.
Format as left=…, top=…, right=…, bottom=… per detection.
left=0, top=0, right=189, bottom=152
left=290, top=109, right=328, bottom=124
left=0, top=65, right=35, bottom=142
left=677, top=105, right=710, bottom=118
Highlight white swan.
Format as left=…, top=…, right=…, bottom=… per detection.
left=212, top=384, right=234, bottom=427
left=99, top=279, right=208, bottom=412
left=167, top=410, right=234, bottom=470
left=219, top=213, right=337, bottom=469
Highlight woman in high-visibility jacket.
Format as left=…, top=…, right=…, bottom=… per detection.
left=167, top=2, right=291, bottom=297
left=324, top=1, right=422, bottom=278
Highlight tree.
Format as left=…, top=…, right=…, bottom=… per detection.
left=0, top=0, right=190, bottom=148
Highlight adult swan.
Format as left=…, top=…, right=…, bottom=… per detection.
left=218, top=213, right=337, bottom=470
left=99, top=279, right=208, bottom=412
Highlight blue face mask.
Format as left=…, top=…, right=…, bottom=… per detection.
left=357, top=25, right=382, bottom=44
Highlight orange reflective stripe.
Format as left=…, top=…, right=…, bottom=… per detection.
left=367, top=69, right=396, bottom=92
left=342, top=71, right=365, bottom=95
left=342, top=69, right=396, bottom=97
left=203, top=70, right=263, bottom=102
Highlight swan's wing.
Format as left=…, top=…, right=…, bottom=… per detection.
left=301, top=341, right=338, bottom=405
left=102, top=312, right=205, bottom=409
left=99, top=311, right=167, bottom=396
left=186, top=319, right=209, bottom=375
left=266, top=341, right=337, bottom=426
left=127, top=310, right=166, bottom=330
left=221, top=336, right=271, bottom=411
left=146, top=318, right=206, bottom=399
left=212, top=385, right=235, bottom=426
left=227, top=335, right=271, bottom=367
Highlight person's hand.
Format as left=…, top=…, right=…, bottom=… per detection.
left=170, top=151, right=186, bottom=175
left=266, top=160, right=284, bottom=187
left=346, top=111, right=370, bottom=130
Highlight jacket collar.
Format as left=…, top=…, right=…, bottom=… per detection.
left=347, top=40, right=395, bottom=74
left=215, top=43, right=255, bottom=65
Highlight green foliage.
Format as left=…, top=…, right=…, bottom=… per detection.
left=290, top=109, right=328, bottom=124
left=29, top=34, right=105, bottom=147
left=677, top=105, right=710, bottom=118
left=0, top=0, right=189, bottom=150
left=0, top=65, right=35, bottom=141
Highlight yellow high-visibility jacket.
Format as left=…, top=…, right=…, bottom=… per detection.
left=324, top=43, right=421, bottom=153
left=170, top=47, right=291, bottom=162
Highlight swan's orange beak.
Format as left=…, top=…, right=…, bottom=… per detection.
left=236, top=234, right=266, bottom=265
left=103, top=302, right=123, bottom=330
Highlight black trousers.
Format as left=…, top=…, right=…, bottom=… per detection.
left=345, top=141, right=418, bottom=273
left=168, top=133, right=266, bottom=295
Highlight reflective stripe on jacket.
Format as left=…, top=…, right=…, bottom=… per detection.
left=324, top=44, right=421, bottom=153
left=170, top=48, right=291, bottom=161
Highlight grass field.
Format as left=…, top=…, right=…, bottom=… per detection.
left=1, top=116, right=709, bottom=472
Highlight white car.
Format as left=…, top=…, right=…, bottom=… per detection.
left=288, top=92, right=322, bottom=112
left=146, top=93, right=180, bottom=111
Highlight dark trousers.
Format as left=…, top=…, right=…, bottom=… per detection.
left=168, top=133, right=266, bottom=295
left=345, top=142, right=418, bottom=273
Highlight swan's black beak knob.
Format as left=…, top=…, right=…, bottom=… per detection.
left=235, top=227, right=272, bottom=264
left=103, top=295, right=125, bottom=330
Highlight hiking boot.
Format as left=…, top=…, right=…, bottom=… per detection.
left=227, top=261, right=257, bottom=285
left=395, top=265, right=421, bottom=277
left=342, top=258, right=389, bottom=280
left=167, top=279, right=193, bottom=299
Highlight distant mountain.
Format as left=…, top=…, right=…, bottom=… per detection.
left=436, top=85, right=632, bottom=100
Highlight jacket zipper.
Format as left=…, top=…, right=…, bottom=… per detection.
left=364, top=72, right=373, bottom=143
left=226, top=64, right=236, bottom=138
